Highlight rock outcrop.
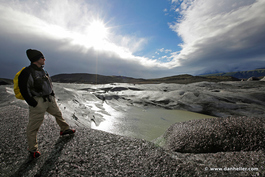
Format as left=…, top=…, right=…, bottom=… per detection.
left=160, top=117, right=264, bottom=153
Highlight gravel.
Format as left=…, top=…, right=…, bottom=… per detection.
left=1, top=82, right=265, bottom=176
left=1, top=105, right=264, bottom=176
left=0, top=105, right=181, bottom=176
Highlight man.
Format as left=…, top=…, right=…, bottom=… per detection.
left=19, top=49, right=75, bottom=158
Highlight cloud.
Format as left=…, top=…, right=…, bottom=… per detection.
left=168, top=0, right=265, bottom=74
left=0, top=0, right=170, bottom=79
left=1, top=0, right=265, bottom=79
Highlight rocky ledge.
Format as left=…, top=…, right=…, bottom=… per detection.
left=0, top=105, right=264, bottom=177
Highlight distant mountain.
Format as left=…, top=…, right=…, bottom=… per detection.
left=0, top=72, right=243, bottom=85
left=200, top=69, right=265, bottom=79
left=51, top=73, right=146, bottom=84
left=51, top=73, right=239, bottom=84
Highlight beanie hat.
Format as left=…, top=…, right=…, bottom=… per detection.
left=26, top=49, right=44, bottom=63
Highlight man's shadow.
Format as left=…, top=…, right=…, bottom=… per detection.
left=11, top=134, right=74, bottom=177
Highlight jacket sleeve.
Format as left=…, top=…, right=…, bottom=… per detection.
left=18, top=68, right=38, bottom=107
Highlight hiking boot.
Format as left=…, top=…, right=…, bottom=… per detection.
left=60, top=129, right=76, bottom=136
left=30, top=151, right=41, bottom=158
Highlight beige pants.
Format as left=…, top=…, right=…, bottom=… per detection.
left=27, top=95, right=69, bottom=152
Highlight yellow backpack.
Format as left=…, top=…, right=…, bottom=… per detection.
left=13, top=67, right=26, bottom=100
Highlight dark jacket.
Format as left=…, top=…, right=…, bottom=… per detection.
left=18, top=64, right=53, bottom=107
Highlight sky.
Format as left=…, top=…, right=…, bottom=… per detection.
left=0, top=0, right=265, bottom=79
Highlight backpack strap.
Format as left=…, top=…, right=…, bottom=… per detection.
left=17, top=67, right=38, bottom=107
left=28, top=66, right=37, bottom=80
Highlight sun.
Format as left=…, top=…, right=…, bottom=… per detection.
left=86, top=20, right=109, bottom=42
left=69, top=19, right=114, bottom=51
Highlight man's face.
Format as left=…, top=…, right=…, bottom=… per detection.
left=37, top=56, right=45, bottom=66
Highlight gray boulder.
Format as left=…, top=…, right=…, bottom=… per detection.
left=161, top=117, right=264, bottom=153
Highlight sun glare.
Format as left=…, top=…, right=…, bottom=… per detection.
left=70, top=19, right=110, bottom=50
left=86, top=20, right=108, bottom=42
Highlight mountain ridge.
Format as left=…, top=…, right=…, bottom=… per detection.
left=50, top=73, right=239, bottom=84
left=200, top=69, right=265, bottom=79
left=2, top=68, right=265, bottom=85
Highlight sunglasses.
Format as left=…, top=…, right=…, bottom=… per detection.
left=40, top=56, right=45, bottom=59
